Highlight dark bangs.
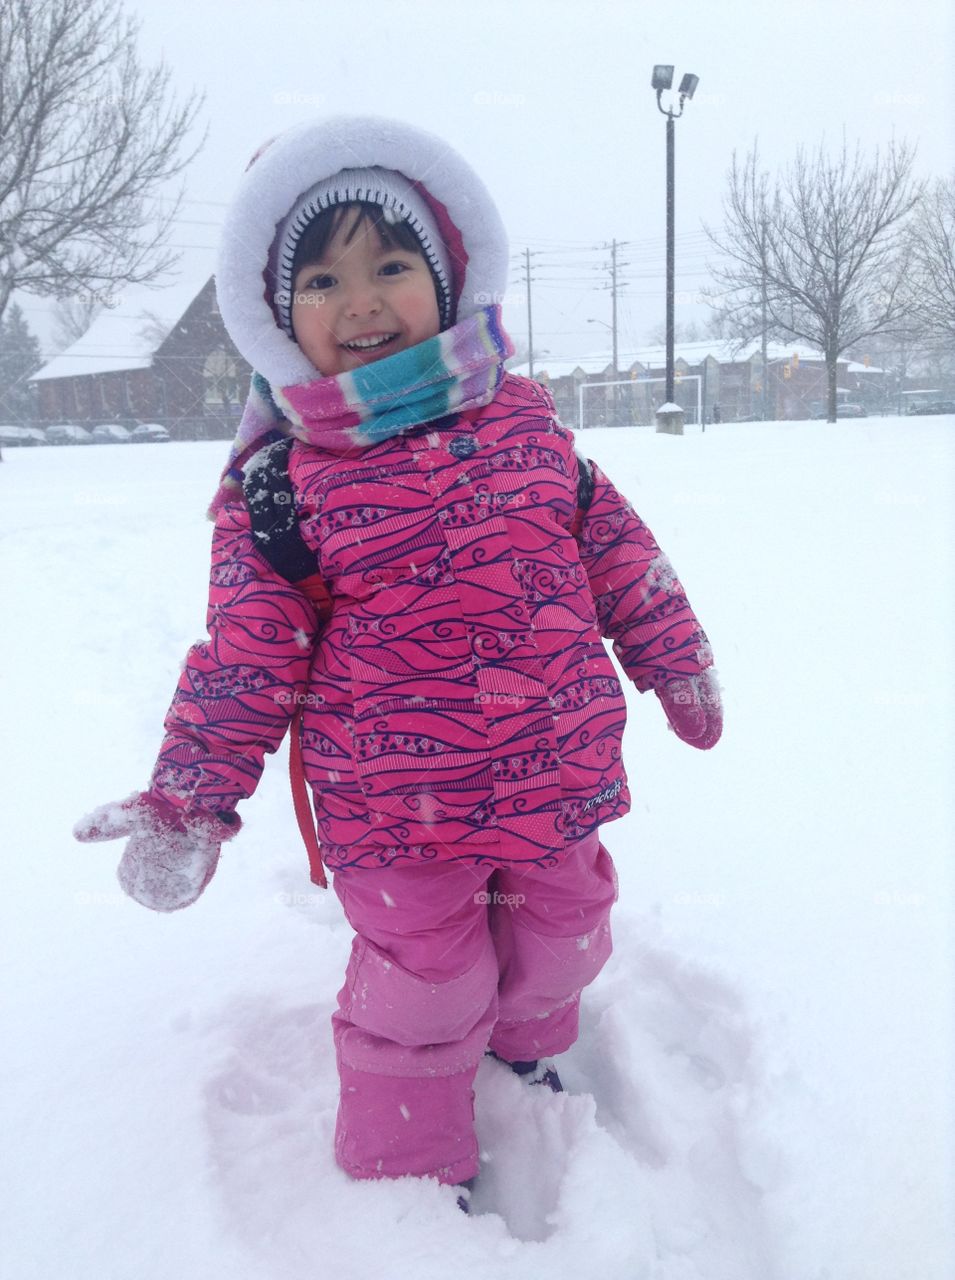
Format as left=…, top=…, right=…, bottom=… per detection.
left=291, top=202, right=425, bottom=280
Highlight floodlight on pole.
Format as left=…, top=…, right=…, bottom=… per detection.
left=652, top=65, right=700, bottom=435
left=651, top=65, right=674, bottom=91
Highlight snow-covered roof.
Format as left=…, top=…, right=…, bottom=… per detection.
left=511, top=339, right=846, bottom=381
left=30, top=263, right=214, bottom=382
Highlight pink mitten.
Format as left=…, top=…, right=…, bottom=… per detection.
left=73, top=791, right=241, bottom=912
left=656, top=667, right=723, bottom=749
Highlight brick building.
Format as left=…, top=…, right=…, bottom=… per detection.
left=30, top=275, right=251, bottom=440
left=509, top=340, right=881, bottom=427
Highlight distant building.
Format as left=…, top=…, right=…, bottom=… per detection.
left=30, top=276, right=251, bottom=440
left=510, top=340, right=884, bottom=426
left=31, top=284, right=903, bottom=438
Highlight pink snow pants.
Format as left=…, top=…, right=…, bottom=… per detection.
left=331, top=830, right=618, bottom=1185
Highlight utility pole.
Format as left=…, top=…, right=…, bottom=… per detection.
left=760, top=216, right=769, bottom=421
left=610, top=240, right=620, bottom=378
left=525, top=247, right=534, bottom=380
left=610, top=239, right=620, bottom=422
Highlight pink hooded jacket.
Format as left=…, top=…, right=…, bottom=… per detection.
left=148, top=117, right=716, bottom=872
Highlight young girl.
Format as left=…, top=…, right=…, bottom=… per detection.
left=74, top=114, right=722, bottom=1207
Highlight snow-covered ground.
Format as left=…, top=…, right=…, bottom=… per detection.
left=1, top=415, right=953, bottom=1280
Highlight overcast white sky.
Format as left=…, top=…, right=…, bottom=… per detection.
left=19, top=0, right=955, bottom=364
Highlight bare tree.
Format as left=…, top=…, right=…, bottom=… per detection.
left=0, top=0, right=205, bottom=325
left=704, top=139, right=923, bottom=421
left=903, top=174, right=955, bottom=353
left=702, top=200, right=790, bottom=396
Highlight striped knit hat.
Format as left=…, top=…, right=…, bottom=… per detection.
left=274, top=166, right=454, bottom=336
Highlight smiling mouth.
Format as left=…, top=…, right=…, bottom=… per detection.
left=341, top=333, right=399, bottom=353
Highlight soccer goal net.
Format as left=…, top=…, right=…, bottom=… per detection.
left=577, top=375, right=703, bottom=430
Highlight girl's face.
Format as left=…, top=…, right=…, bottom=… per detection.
left=290, top=209, right=442, bottom=376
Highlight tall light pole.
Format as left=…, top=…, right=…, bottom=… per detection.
left=652, top=64, right=699, bottom=435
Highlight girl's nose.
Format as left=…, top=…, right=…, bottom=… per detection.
left=344, top=282, right=383, bottom=318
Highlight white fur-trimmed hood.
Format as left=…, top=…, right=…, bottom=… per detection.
left=215, top=114, right=510, bottom=388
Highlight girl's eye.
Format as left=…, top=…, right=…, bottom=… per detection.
left=380, top=261, right=410, bottom=276
left=299, top=272, right=337, bottom=290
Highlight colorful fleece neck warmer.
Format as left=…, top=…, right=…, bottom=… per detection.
left=209, top=304, right=513, bottom=516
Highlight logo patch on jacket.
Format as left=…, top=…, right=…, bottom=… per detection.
left=582, top=779, right=623, bottom=811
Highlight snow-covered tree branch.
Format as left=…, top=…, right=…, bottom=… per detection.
left=0, top=0, right=206, bottom=324
left=704, top=138, right=923, bottom=420
left=903, top=174, right=955, bottom=354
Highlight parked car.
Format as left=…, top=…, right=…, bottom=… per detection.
left=905, top=400, right=955, bottom=416
left=91, top=423, right=132, bottom=444
left=812, top=403, right=868, bottom=419
left=0, top=425, right=48, bottom=446
left=45, top=423, right=94, bottom=445
left=130, top=423, right=171, bottom=443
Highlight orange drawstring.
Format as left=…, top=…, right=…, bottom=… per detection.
left=288, top=704, right=326, bottom=888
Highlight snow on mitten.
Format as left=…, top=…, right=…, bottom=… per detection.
left=655, top=667, right=724, bottom=749
left=73, top=791, right=241, bottom=912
